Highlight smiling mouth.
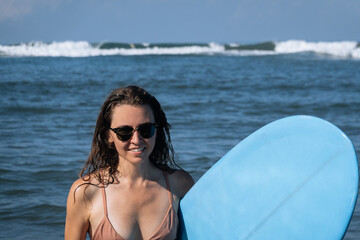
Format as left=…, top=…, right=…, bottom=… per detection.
left=130, top=147, right=145, bottom=152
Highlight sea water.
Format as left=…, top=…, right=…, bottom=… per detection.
left=0, top=41, right=359, bottom=239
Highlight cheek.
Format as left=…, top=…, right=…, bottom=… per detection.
left=112, top=141, right=128, bottom=156
left=148, top=133, right=157, bottom=152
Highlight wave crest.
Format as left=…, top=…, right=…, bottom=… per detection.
left=275, top=40, right=359, bottom=58
left=0, top=40, right=359, bottom=58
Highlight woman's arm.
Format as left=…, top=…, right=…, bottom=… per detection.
left=173, top=170, right=194, bottom=239
left=64, top=179, right=91, bottom=240
left=171, top=170, right=195, bottom=199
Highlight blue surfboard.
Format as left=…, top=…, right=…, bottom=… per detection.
left=180, top=115, right=358, bottom=239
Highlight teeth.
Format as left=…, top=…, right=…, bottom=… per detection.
left=131, top=148, right=144, bottom=152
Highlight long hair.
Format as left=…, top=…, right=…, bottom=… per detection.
left=80, top=86, right=177, bottom=185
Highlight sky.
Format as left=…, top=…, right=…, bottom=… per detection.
left=0, top=0, right=359, bottom=44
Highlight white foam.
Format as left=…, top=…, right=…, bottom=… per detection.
left=224, top=50, right=277, bottom=56
left=351, top=47, right=360, bottom=59
left=0, top=41, right=98, bottom=57
left=275, top=40, right=359, bottom=58
left=0, top=40, right=359, bottom=59
left=0, top=41, right=226, bottom=57
left=113, top=43, right=224, bottom=56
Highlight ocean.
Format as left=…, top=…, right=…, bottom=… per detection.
left=0, top=40, right=359, bottom=239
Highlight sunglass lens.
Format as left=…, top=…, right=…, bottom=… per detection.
left=139, top=124, right=156, bottom=138
left=115, top=127, right=133, bottom=141
left=118, top=134, right=132, bottom=141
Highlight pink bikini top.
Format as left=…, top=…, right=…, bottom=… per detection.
left=91, top=172, right=178, bottom=240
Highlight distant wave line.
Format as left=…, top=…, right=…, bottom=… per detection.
left=0, top=40, right=359, bottom=58
left=97, top=42, right=276, bottom=51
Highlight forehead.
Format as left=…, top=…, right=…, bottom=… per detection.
left=111, top=104, right=155, bottom=126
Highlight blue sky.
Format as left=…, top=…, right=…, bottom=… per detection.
left=0, top=0, right=359, bottom=44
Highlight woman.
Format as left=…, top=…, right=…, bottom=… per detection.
left=65, top=86, right=194, bottom=240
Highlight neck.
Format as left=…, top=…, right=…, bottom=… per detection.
left=117, top=158, right=157, bottom=185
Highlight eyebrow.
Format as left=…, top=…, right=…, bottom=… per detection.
left=112, top=122, right=154, bottom=129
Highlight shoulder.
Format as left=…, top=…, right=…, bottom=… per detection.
left=168, top=170, right=195, bottom=199
left=66, top=175, right=103, bottom=217
left=65, top=176, right=101, bottom=240
left=67, top=178, right=93, bottom=214
left=68, top=175, right=101, bottom=201
left=69, top=169, right=111, bottom=196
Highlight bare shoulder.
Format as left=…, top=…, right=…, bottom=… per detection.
left=168, top=170, right=195, bottom=199
left=65, top=175, right=101, bottom=240
left=67, top=175, right=100, bottom=204
left=66, top=177, right=97, bottom=219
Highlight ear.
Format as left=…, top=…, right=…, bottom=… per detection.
left=108, top=130, right=114, bottom=143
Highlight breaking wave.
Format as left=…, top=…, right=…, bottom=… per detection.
left=0, top=40, right=359, bottom=59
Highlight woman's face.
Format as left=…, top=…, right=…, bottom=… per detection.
left=109, top=104, right=156, bottom=166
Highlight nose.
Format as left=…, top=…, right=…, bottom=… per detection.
left=130, top=129, right=142, bottom=143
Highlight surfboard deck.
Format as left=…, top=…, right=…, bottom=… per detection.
left=179, top=115, right=358, bottom=239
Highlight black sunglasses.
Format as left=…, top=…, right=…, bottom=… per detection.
left=109, top=123, right=157, bottom=142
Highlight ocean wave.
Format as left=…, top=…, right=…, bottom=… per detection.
left=0, top=40, right=359, bottom=58
left=275, top=40, right=359, bottom=58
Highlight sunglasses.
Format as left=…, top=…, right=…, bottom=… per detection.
left=109, top=123, right=157, bottom=142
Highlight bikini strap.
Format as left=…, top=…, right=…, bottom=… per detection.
left=163, top=171, right=173, bottom=204
left=101, top=187, right=108, bottom=216
left=99, top=171, right=108, bottom=216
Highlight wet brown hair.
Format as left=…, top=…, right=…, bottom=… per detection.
left=80, top=86, right=177, bottom=185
